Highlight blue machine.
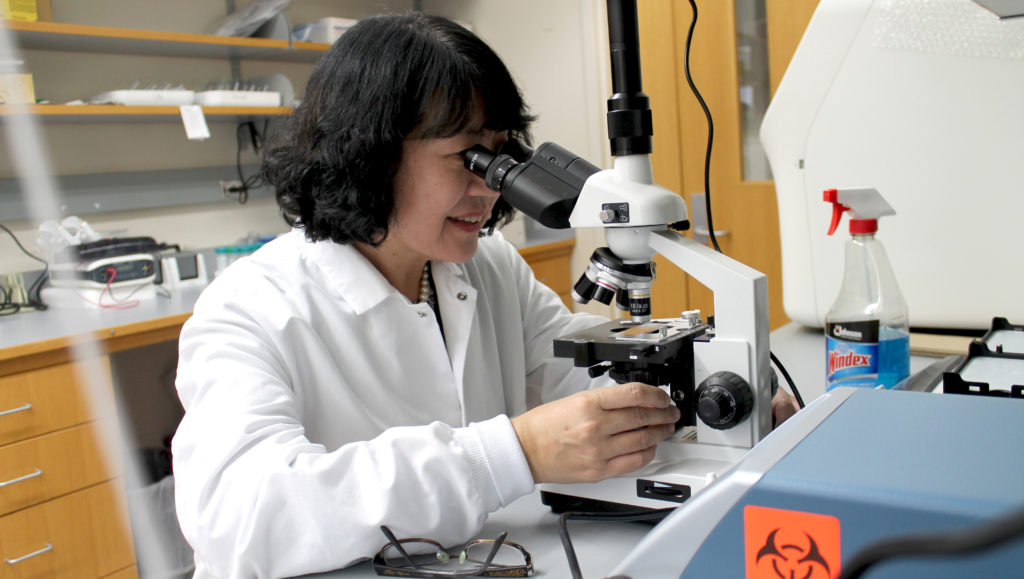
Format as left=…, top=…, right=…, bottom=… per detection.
left=611, top=387, right=1024, bottom=578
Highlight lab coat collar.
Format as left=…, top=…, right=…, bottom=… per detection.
left=302, top=235, right=476, bottom=317
left=304, top=237, right=399, bottom=315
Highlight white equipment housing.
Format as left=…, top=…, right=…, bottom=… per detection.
left=760, top=0, right=1024, bottom=330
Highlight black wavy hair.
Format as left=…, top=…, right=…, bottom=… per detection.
left=262, top=12, right=534, bottom=245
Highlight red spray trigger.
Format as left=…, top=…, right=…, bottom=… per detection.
left=824, top=188, right=848, bottom=236
left=824, top=187, right=895, bottom=235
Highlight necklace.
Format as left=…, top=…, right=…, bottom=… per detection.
left=418, top=261, right=444, bottom=340
left=418, top=262, right=434, bottom=305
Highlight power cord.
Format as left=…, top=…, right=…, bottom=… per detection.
left=0, top=222, right=49, bottom=315
left=837, top=505, right=1024, bottom=579
left=226, top=120, right=267, bottom=204
left=682, top=0, right=803, bottom=410
left=557, top=510, right=669, bottom=579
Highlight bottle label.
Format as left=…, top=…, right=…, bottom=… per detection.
left=826, top=320, right=879, bottom=389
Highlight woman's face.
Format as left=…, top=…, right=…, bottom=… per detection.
left=387, top=121, right=507, bottom=265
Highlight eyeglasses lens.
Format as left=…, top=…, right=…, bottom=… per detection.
left=464, top=541, right=527, bottom=567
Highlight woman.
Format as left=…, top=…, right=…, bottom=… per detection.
left=173, top=12, right=680, bottom=577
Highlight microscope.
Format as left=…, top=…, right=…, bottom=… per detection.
left=464, top=0, right=771, bottom=512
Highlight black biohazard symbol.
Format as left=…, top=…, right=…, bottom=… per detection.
left=755, top=528, right=832, bottom=579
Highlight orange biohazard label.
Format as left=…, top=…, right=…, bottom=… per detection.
left=744, top=505, right=841, bottom=579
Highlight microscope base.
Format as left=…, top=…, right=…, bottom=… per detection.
left=539, top=440, right=750, bottom=513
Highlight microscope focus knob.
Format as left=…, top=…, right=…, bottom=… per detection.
left=695, top=371, right=753, bottom=430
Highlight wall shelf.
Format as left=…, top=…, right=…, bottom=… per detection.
left=0, top=104, right=293, bottom=122
left=1, top=19, right=330, bottom=62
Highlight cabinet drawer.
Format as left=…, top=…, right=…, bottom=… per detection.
left=0, top=357, right=116, bottom=447
left=0, top=421, right=120, bottom=517
left=0, top=480, right=135, bottom=578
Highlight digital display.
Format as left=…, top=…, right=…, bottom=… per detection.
left=176, top=254, right=199, bottom=280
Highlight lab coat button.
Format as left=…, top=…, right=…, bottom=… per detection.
left=417, top=311, right=428, bottom=318
left=457, top=292, right=468, bottom=301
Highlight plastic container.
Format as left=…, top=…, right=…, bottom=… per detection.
left=823, top=188, right=910, bottom=390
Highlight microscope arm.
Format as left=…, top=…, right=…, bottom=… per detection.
left=647, top=230, right=772, bottom=446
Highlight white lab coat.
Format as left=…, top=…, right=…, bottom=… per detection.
left=173, top=229, right=608, bottom=578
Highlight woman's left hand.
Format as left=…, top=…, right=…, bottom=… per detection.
left=771, top=388, right=801, bottom=428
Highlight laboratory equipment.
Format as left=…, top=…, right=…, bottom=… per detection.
left=42, top=235, right=171, bottom=307
left=760, top=0, right=1024, bottom=331
left=464, top=0, right=772, bottom=511
left=942, top=317, right=1024, bottom=398
left=823, top=187, right=909, bottom=390
left=156, top=251, right=209, bottom=290
left=610, top=387, right=1024, bottom=577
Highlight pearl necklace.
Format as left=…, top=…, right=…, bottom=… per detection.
left=418, top=262, right=435, bottom=306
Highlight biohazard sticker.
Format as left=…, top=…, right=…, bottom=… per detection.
left=744, top=505, right=841, bottom=579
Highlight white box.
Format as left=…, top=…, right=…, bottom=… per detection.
left=293, top=17, right=357, bottom=44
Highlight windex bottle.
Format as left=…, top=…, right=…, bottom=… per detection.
left=823, top=187, right=910, bottom=390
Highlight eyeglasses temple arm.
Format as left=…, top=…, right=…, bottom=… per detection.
left=478, top=531, right=508, bottom=570
left=379, top=525, right=423, bottom=569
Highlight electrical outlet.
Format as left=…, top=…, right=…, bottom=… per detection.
left=219, top=180, right=243, bottom=198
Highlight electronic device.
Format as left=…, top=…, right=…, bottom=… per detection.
left=464, top=0, right=772, bottom=512
left=760, top=0, right=1024, bottom=330
left=610, top=387, right=1024, bottom=577
left=156, top=251, right=209, bottom=290
left=49, top=253, right=157, bottom=288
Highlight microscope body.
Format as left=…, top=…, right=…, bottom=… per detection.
left=538, top=156, right=772, bottom=512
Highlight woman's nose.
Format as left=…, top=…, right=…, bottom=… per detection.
left=467, top=174, right=500, bottom=198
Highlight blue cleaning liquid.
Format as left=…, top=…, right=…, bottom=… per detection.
left=877, top=334, right=910, bottom=389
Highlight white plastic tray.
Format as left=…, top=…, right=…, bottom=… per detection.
left=193, top=90, right=281, bottom=107
left=91, top=89, right=195, bottom=106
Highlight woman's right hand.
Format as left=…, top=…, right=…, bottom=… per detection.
left=509, top=382, right=680, bottom=484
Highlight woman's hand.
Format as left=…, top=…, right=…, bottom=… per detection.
left=772, top=388, right=801, bottom=428
left=510, top=382, right=680, bottom=484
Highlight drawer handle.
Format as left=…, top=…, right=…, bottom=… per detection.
left=0, top=468, right=43, bottom=488
left=0, top=403, right=32, bottom=418
left=5, top=542, right=53, bottom=564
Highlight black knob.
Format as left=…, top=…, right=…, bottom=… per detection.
left=695, top=371, right=753, bottom=430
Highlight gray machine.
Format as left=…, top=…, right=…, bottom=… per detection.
left=610, top=387, right=1024, bottom=577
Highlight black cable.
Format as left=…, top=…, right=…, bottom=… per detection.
left=0, top=222, right=49, bottom=314
left=557, top=510, right=669, bottom=579
left=230, top=121, right=265, bottom=204
left=837, top=505, right=1024, bottom=579
left=681, top=0, right=804, bottom=411
left=771, top=351, right=805, bottom=409
left=683, top=0, right=720, bottom=254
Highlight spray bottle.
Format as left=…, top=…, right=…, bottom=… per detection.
left=823, top=187, right=910, bottom=390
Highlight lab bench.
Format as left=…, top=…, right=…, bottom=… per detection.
left=0, top=286, right=198, bottom=577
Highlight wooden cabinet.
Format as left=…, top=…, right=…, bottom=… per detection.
left=0, top=355, right=137, bottom=577
left=520, top=238, right=576, bottom=310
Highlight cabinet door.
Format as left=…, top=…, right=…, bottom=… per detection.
left=520, top=240, right=575, bottom=309
left=637, top=0, right=819, bottom=329
left=0, top=480, right=136, bottom=578
left=0, top=357, right=117, bottom=446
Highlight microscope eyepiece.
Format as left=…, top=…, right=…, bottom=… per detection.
left=461, top=141, right=600, bottom=229
left=463, top=145, right=521, bottom=192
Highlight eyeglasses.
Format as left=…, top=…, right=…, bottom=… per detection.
left=372, top=525, right=534, bottom=577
